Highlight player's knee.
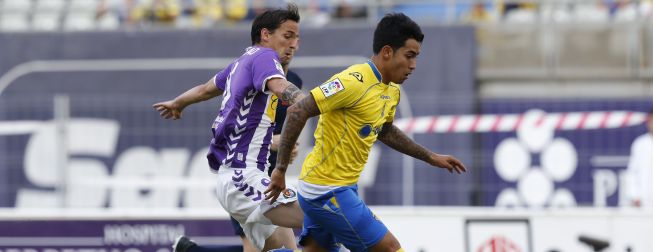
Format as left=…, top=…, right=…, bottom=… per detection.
left=387, top=242, right=402, bottom=252
left=370, top=232, right=401, bottom=252
left=264, top=227, right=297, bottom=250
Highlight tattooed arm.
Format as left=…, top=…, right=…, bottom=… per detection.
left=264, top=94, right=321, bottom=202
left=377, top=122, right=467, bottom=174
left=267, top=78, right=305, bottom=105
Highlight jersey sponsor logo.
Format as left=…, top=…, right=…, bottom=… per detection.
left=212, top=115, right=225, bottom=129
left=380, top=95, right=391, bottom=100
left=245, top=46, right=260, bottom=55
left=358, top=124, right=382, bottom=138
left=266, top=95, right=278, bottom=121
left=319, top=78, right=345, bottom=97
left=274, top=58, right=284, bottom=75
left=349, top=72, right=363, bottom=82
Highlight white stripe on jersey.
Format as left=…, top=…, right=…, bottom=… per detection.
left=245, top=94, right=274, bottom=169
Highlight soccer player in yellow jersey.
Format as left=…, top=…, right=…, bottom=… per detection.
left=265, top=13, right=467, bottom=251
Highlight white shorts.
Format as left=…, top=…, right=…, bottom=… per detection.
left=215, top=167, right=298, bottom=250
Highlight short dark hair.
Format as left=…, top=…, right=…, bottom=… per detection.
left=373, top=13, right=424, bottom=54
left=251, top=4, right=300, bottom=45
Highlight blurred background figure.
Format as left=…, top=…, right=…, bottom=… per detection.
left=332, top=0, right=366, bottom=19
left=464, top=2, right=494, bottom=23
left=97, top=0, right=134, bottom=28
left=499, top=0, right=537, bottom=22
left=183, top=0, right=247, bottom=28
left=626, top=109, right=653, bottom=208
left=131, top=0, right=181, bottom=27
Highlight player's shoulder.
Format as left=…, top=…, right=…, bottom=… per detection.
left=332, top=63, right=372, bottom=85
left=388, top=82, right=401, bottom=90
left=388, top=82, right=402, bottom=95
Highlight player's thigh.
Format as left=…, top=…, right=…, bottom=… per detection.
left=262, top=226, right=298, bottom=251
left=299, top=188, right=388, bottom=251
left=215, top=168, right=264, bottom=221
left=264, top=200, right=303, bottom=228
left=368, top=231, right=402, bottom=252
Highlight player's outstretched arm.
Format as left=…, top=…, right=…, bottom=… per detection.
left=153, top=77, right=223, bottom=120
left=264, top=94, right=321, bottom=203
left=378, top=122, right=467, bottom=174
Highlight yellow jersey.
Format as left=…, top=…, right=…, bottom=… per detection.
left=300, top=61, right=401, bottom=186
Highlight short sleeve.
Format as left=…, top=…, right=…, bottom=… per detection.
left=385, top=86, right=401, bottom=123
left=252, top=50, right=286, bottom=93
left=310, top=75, right=363, bottom=114
left=213, top=66, right=229, bottom=90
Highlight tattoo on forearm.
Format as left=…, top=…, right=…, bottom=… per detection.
left=276, top=95, right=321, bottom=171
left=378, top=124, right=431, bottom=162
left=281, top=84, right=304, bottom=105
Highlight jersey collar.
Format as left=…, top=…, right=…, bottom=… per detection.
left=366, top=60, right=383, bottom=84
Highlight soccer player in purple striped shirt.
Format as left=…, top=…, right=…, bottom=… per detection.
left=154, top=4, right=305, bottom=251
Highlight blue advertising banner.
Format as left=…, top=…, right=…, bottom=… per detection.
left=0, top=218, right=240, bottom=251
left=479, top=99, right=653, bottom=207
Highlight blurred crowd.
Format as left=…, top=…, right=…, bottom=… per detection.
left=94, top=0, right=368, bottom=28
left=461, top=0, right=653, bottom=23
left=99, top=0, right=653, bottom=28
left=1, top=0, right=653, bottom=31
left=88, top=0, right=653, bottom=28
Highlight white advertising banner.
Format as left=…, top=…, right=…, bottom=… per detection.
left=373, top=207, right=653, bottom=252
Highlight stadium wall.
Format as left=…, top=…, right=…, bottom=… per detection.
left=0, top=27, right=475, bottom=208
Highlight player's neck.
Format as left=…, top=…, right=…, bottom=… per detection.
left=369, top=57, right=388, bottom=84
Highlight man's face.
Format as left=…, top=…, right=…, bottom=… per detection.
left=264, top=20, right=299, bottom=66
left=388, top=38, right=420, bottom=84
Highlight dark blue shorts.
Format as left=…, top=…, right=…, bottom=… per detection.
left=230, top=216, right=245, bottom=236
left=298, top=185, right=388, bottom=252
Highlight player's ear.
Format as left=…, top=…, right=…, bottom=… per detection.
left=261, top=28, right=271, bottom=43
left=381, top=45, right=394, bottom=60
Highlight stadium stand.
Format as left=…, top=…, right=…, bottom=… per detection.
left=0, top=0, right=650, bottom=31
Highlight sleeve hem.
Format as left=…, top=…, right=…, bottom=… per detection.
left=261, top=74, right=286, bottom=94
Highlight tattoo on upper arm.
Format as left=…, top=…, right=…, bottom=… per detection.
left=280, top=84, right=303, bottom=105
left=294, top=94, right=321, bottom=118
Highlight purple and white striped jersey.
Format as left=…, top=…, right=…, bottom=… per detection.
left=207, top=46, right=285, bottom=171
